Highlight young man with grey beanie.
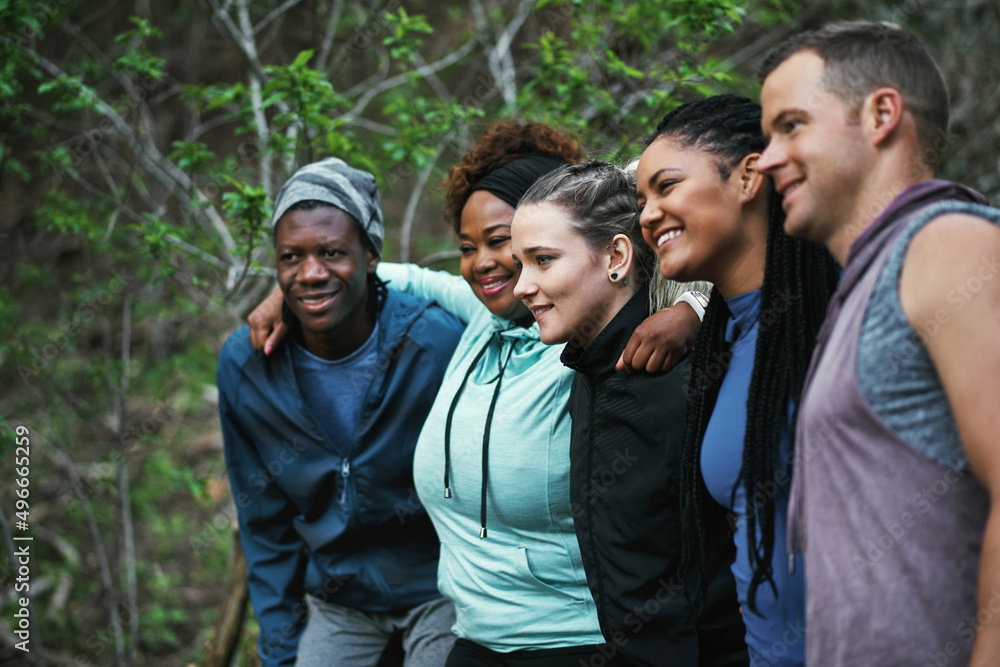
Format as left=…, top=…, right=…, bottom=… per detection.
left=217, top=157, right=464, bottom=666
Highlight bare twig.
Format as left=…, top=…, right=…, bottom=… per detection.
left=207, top=0, right=266, bottom=81
left=26, top=398, right=126, bottom=667
left=235, top=0, right=274, bottom=197
left=253, top=0, right=304, bottom=34
left=339, top=39, right=478, bottom=123
left=115, top=295, right=138, bottom=667
left=399, top=140, right=448, bottom=263
left=28, top=48, right=238, bottom=256
left=315, top=0, right=346, bottom=72
left=469, top=0, right=532, bottom=110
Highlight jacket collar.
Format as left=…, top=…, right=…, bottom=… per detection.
left=560, top=286, right=649, bottom=377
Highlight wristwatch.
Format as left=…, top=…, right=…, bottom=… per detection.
left=672, top=290, right=710, bottom=321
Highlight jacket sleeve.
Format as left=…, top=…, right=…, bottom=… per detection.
left=218, top=350, right=308, bottom=667
left=377, top=262, right=483, bottom=325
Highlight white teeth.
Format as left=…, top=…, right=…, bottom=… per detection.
left=657, top=229, right=682, bottom=247
left=301, top=296, right=330, bottom=305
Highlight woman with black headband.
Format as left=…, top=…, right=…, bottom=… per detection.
left=248, top=121, right=701, bottom=665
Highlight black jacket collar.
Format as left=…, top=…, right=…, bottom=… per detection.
left=560, top=286, right=649, bottom=377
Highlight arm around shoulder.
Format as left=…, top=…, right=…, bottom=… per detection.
left=377, top=262, right=481, bottom=324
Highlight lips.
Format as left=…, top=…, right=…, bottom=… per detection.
left=529, top=304, right=552, bottom=321
left=651, top=227, right=683, bottom=254
left=295, top=291, right=337, bottom=313
left=479, top=274, right=512, bottom=297
left=776, top=177, right=804, bottom=208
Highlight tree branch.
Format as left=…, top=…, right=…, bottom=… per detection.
left=399, top=140, right=447, bottom=263
left=315, top=0, right=346, bottom=72
left=115, top=295, right=138, bottom=667
left=253, top=0, right=305, bottom=34
left=339, top=39, right=477, bottom=124
left=234, top=0, right=274, bottom=196
left=29, top=48, right=238, bottom=255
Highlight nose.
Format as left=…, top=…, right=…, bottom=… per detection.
left=757, top=140, right=784, bottom=174
left=512, top=268, right=535, bottom=299
left=638, top=199, right=661, bottom=229
left=473, top=247, right=498, bottom=273
left=297, top=254, right=329, bottom=282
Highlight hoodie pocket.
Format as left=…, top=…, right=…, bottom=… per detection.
left=437, top=540, right=599, bottom=648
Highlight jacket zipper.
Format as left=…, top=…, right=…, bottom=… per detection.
left=340, top=458, right=351, bottom=507
left=586, top=375, right=608, bottom=631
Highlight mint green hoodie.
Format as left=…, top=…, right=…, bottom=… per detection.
left=378, top=263, right=603, bottom=651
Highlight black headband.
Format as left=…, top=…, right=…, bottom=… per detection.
left=467, top=154, right=568, bottom=210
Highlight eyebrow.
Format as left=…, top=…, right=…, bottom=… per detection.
left=458, top=223, right=511, bottom=240
left=646, top=167, right=682, bottom=189
left=521, top=245, right=559, bottom=255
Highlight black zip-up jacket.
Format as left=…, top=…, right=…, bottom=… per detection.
left=561, top=287, right=747, bottom=667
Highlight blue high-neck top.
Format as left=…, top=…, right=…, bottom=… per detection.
left=700, top=289, right=806, bottom=666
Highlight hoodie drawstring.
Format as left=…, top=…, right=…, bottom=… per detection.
left=442, top=331, right=514, bottom=540
left=443, top=339, right=491, bottom=498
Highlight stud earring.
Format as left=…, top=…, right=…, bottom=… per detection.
left=610, top=272, right=619, bottom=281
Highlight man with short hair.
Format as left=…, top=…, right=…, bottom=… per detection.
left=217, top=157, right=464, bottom=666
left=757, top=20, right=1000, bottom=665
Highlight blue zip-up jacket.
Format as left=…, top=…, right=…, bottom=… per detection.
left=217, top=289, right=464, bottom=666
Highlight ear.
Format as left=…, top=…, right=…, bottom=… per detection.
left=607, top=233, right=634, bottom=281
left=366, top=250, right=379, bottom=274
left=737, top=153, right=767, bottom=206
left=862, top=88, right=905, bottom=147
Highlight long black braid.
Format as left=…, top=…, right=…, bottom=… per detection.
left=649, top=95, right=841, bottom=611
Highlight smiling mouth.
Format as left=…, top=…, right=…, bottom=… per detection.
left=656, top=228, right=683, bottom=248
left=780, top=180, right=803, bottom=202
left=530, top=305, right=552, bottom=320
left=297, top=292, right=337, bottom=312
left=479, top=276, right=511, bottom=297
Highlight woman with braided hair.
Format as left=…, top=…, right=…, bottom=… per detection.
left=636, top=95, right=840, bottom=666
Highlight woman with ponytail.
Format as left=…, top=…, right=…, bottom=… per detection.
left=512, top=160, right=747, bottom=667
left=635, top=95, right=840, bottom=666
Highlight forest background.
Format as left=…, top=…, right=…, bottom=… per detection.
left=0, top=0, right=998, bottom=665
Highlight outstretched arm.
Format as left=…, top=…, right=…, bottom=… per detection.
left=616, top=300, right=702, bottom=375
left=900, top=213, right=1000, bottom=665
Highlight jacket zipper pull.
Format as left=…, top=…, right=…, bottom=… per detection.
left=341, top=459, right=351, bottom=506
